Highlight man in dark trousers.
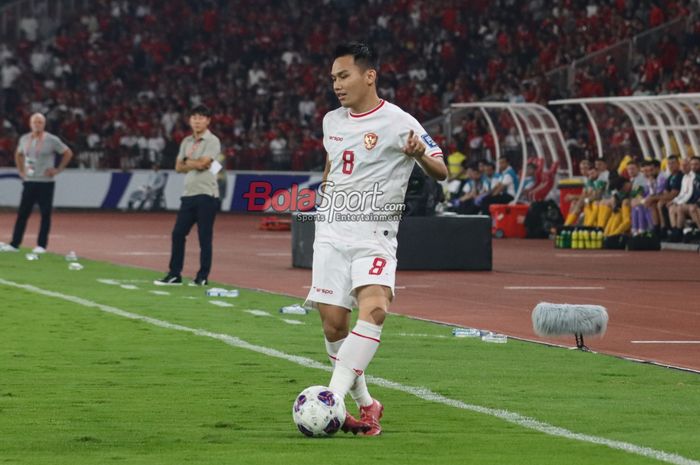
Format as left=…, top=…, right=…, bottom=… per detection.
left=154, top=105, right=221, bottom=286
left=1, top=113, right=73, bottom=253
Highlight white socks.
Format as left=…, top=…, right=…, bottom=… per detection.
left=327, top=320, right=382, bottom=404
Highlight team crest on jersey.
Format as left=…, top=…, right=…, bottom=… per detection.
left=363, top=132, right=379, bottom=150
left=421, top=133, right=438, bottom=148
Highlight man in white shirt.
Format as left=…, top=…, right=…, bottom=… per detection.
left=668, top=157, right=699, bottom=242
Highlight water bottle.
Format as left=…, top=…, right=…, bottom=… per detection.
left=279, top=304, right=308, bottom=315
left=206, top=288, right=239, bottom=297
left=452, top=327, right=481, bottom=338
left=65, top=251, right=78, bottom=261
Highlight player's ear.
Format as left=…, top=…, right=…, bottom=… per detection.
left=365, top=68, right=377, bottom=86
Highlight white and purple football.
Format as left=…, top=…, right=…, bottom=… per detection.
left=292, top=385, right=346, bottom=437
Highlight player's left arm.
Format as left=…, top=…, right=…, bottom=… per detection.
left=45, top=139, right=73, bottom=177
left=403, top=130, right=447, bottom=181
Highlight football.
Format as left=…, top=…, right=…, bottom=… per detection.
left=292, top=386, right=346, bottom=437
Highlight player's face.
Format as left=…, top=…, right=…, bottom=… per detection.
left=668, top=158, right=680, bottom=172
left=331, top=55, right=373, bottom=109
left=189, top=114, right=210, bottom=133
left=30, top=115, right=45, bottom=133
left=626, top=163, right=638, bottom=178
left=579, top=161, right=590, bottom=175
left=691, top=159, right=700, bottom=173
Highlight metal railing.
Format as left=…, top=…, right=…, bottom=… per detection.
left=544, top=11, right=698, bottom=98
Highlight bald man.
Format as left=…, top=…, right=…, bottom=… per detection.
left=1, top=113, right=73, bottom=253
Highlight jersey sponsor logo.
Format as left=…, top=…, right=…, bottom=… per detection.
left=421, top=133, right=438, bottom=148
left=329, top=135, right=344, bottom=141
left=364, top=132, right=379, bottom=150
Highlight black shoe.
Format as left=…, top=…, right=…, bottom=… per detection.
left=188, top=277, right=208, bottom=287
left=154, top=274, right=182, bottom=286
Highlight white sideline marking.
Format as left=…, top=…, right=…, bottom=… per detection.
left=631, top=341, right=700, bottom=344
left=396, top=332, right=448, bottom=339
left=209, top=300, right=233, bottom=308
left=0, top=277, right=697, bottom=465
left=505, top=286, right=606, bottom=290
left=97, top=279, right=119, bottom=285
left=149, top=290, right=170, bottom=296
left=116, top=252, right=170, bottom=256
left=120, top=284, right=138, bottom=290
left=282, top=319, right=304, bottom=325
left=246, top=310, right=271, bottom=317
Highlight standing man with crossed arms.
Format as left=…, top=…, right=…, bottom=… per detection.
left=305, top=42, right=447, bottom=435
left=1, top=113, right=72, bottom=253
left=154, top=105, right=221, bottom=286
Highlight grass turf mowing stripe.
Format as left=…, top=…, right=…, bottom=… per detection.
left=1, top=277, right=697, bottom=465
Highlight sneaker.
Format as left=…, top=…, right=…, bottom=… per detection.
left=359, top=399, right=384, bottom=436
left=32, top=246, right=46, bottom=254
left=153, top=274, right=182, bottom=286
left=340, top=412, right=371, bottom=435
left=0, top=244, right=19, bottom=252
left=188, top=277, right=208, bottom=287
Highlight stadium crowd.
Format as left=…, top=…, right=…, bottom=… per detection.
left=0, top=0, right=697, bottom=172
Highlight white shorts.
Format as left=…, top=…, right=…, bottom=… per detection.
left=305, top=234, right=397, bottom=310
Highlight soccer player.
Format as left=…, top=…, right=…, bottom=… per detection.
left=154, top=105, right=221, bottom=286
left=305, top=42, right=447, bottom=436
left=1, top=113, right=73, bottom=253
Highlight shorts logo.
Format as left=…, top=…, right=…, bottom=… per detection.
left=329, top=135, right=343, bottom=142
left=314, top=287, right=334, bottom=295
left=364, top=132, right=379, bottom=151
left=421, top=134, right=438, bottom=148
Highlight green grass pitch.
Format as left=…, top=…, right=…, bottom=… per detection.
left=1, top=251, right=699, bottom=465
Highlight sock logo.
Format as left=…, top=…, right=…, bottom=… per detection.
left=353, top=369, right=364, bottom=376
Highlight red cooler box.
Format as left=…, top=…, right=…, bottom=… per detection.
left=558, top=179, right=584, bottom=218
left=489, top=204, right=529, bottom=238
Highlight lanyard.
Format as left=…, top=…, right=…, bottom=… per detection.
left=187, top=138, right=202, bottom=158
left=24, top=133, right=45, bottom=159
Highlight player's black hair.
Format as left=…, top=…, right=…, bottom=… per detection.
left=333, top=42, right=378, bottom=70
left=609, top=174, right=629, bottom=191
left=650, top=159, right=661, bottom=168
left=190, top=105, right=212, bottom=118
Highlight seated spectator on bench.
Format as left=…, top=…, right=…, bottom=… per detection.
left=565, top=165, right=607, bottom=226
left=450, top=163, right=486, bottom=215
left=657, top=155, right=683, bottom=237
left=480, top=158, right=518, bottom=215
left=602, top=175, right=633, bottom=237
left=631, top=160, right=666, bottom=236
left=668, top=156, right=700, bottom=242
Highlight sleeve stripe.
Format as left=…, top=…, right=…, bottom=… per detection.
left=428, top=151, right=444, bottom=158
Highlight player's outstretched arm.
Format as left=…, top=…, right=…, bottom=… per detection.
left=403, top=130, right=447, bottom=181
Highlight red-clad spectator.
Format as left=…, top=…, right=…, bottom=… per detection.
left=649, top=3, right=665, bottom=27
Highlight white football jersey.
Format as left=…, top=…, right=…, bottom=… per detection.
left=316, top=99, right=443, bottom=242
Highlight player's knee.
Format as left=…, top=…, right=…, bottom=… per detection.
left=360, top=303, right=387, bottom=326
left=322, top=322, right=348, bottom=342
